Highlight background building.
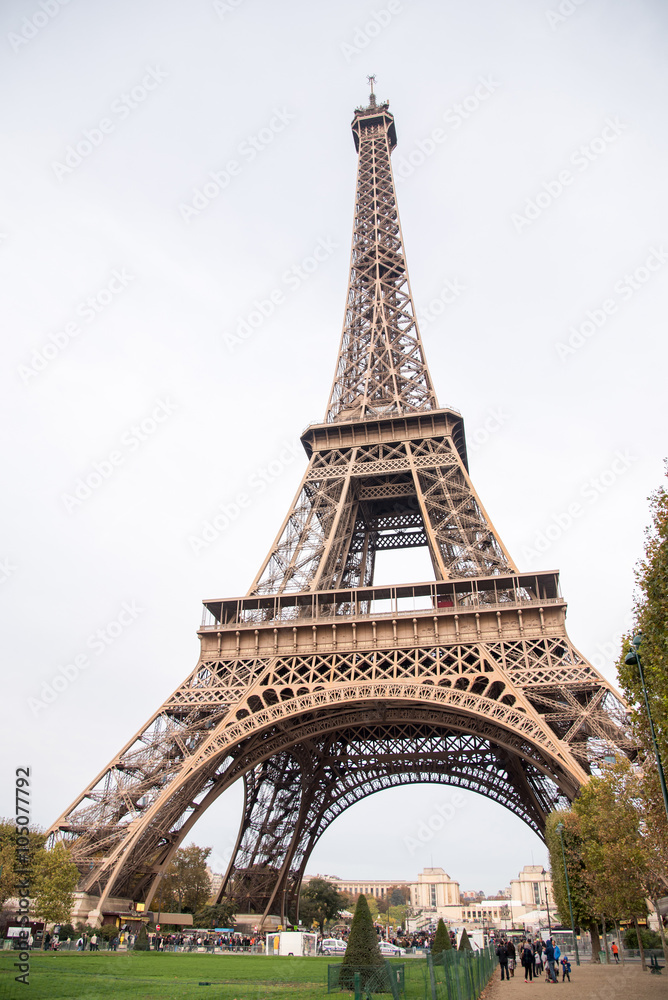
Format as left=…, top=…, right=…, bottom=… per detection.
left=304, top=864, right=556, bottom=933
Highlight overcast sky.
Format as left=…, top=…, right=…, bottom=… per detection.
left=2, top=0, right=667, bottom=897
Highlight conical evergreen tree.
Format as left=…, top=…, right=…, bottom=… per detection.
left=133, top=923, right=150, bottom=950
left=458, top=927, right=472, bottom=951
left=432, top=918, right=451, bottom=959
left=342, top=895, right=383, bottom=967
left=340, top=894, right=383, bottom=990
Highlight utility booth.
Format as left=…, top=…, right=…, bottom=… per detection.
left=265, top=931, right=318, bottom=956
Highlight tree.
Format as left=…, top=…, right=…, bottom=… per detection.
left=340, top=894, right=383, bottom=990
left=432, top=918, right=451, bottom=958
left=389, top=904, right=407, bottom=929
left=616, top=465, right=668, bottom=960
left=458, top=928, right=472, bottom=950
left=618, top=466, right=668, bottom=761
left=572, top=762, right=647, bottom=965
left=389, top=886, right=410, bottom=906
left=194, top=898, right=237, bottom=929
left=546, top=811, right=601, bottom=962
left=300, top=878, right=346, bottom=934
left=32, top=843, right=80, bottom=926
left=0, top=819, right=46, bottom=907
left=134, top=923, right=150, bottom=950
left=156, top=845, right=212, bottom=914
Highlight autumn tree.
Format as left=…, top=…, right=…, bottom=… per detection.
left=33, top=843, right=80, bottom=926
left=155, top=845, right=212, bottom=914
left=299, top=878, right=346, bottom=934
left=618, top=465, right=668, bottom=762
left=194, top=898, right=237, bottom=929
left=546, top=812, right=601, bottom=962
left=616, top=464, right=668, bottom=958
left=0, top=819, right=46, bottom=907
left=573, top=763, right=648, bottom=965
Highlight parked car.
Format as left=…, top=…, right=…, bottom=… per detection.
left=321, top=938, right=347, bottom=955
left=379, top=941, right=406, bottom=956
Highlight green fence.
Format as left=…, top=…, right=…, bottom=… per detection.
left=426, top=947, right=496, bottom=1000
left=327, top=950, right=495, bottom=1000
left=328, top=961, right=403, bottom=998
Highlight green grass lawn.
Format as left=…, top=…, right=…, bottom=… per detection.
left=0, top=951, right=352, bottom=1000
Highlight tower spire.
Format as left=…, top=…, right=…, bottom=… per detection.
left=367, top=73, right=377, bottom=107
left=325, top=91, right=438, bottom=423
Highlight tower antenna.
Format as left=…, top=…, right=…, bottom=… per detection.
left=367, top=74, right=377, bottom=106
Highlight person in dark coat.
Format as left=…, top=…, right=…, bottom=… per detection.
left=506, top=938, right=516, bottom=977
left=544, top=939, right=558, bottom=982
left=521, top=938, right=534, bottom=982
left=496, top=939, right=509, bottom=980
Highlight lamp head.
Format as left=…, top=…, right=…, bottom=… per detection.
left=555, top=822, right=565, bottom=836
left=631, top=632, right=642, bottom=649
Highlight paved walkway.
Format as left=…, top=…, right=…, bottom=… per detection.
left=481, top=963, right=667, bottom=1000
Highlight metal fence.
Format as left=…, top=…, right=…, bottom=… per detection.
left=327, top=950, right=495, bottom=1000
left=328, top=961, right=404, bottom=998
left=425, top=948, right=496, bottom=1000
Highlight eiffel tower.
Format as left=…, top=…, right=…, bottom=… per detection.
left=49, top=81, right=632, bottom=928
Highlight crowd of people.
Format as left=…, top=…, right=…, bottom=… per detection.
left=148, top=932, right=261, bottom=952
left=495, top=936, right=572, bottom=983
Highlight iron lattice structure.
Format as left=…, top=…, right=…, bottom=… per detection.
left=49, top=87, right=633, bottom=928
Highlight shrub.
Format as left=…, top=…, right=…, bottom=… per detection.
left=340, top=895, right=384, bottom=991
left=133, top=924, right=150, bottom=951
left=458, top=928, right=472, bottom=951
left=623, top=926, right=662, bottom=950
left=432, top=918, right=451, bottom=959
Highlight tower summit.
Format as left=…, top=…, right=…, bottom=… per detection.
left=327, top=79, right=432, bottom=423
left=48, top=89, right=632, bottom=930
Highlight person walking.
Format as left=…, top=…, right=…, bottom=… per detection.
left=506, top=938, right=516, bottom=977
left=521, top=938, right=534, bottom=982
left=611, top=941, right=619, bottom=963
left=534, top=938, right=543, bottom=977
left=544, top=939, right=557, bottom=982
left=496, top=939, right=510, bottom=981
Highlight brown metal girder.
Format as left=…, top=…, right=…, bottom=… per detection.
left=105, top=694, right=580, bottom=904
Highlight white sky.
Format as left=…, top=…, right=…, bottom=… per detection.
left=1, top=0, right=667, bottom=898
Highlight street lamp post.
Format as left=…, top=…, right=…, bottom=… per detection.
left=624, top=633, right=668, bottom=822
left=544, top=885, right=552, bottom=937
left=555, top=822, right=580, bottom=966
